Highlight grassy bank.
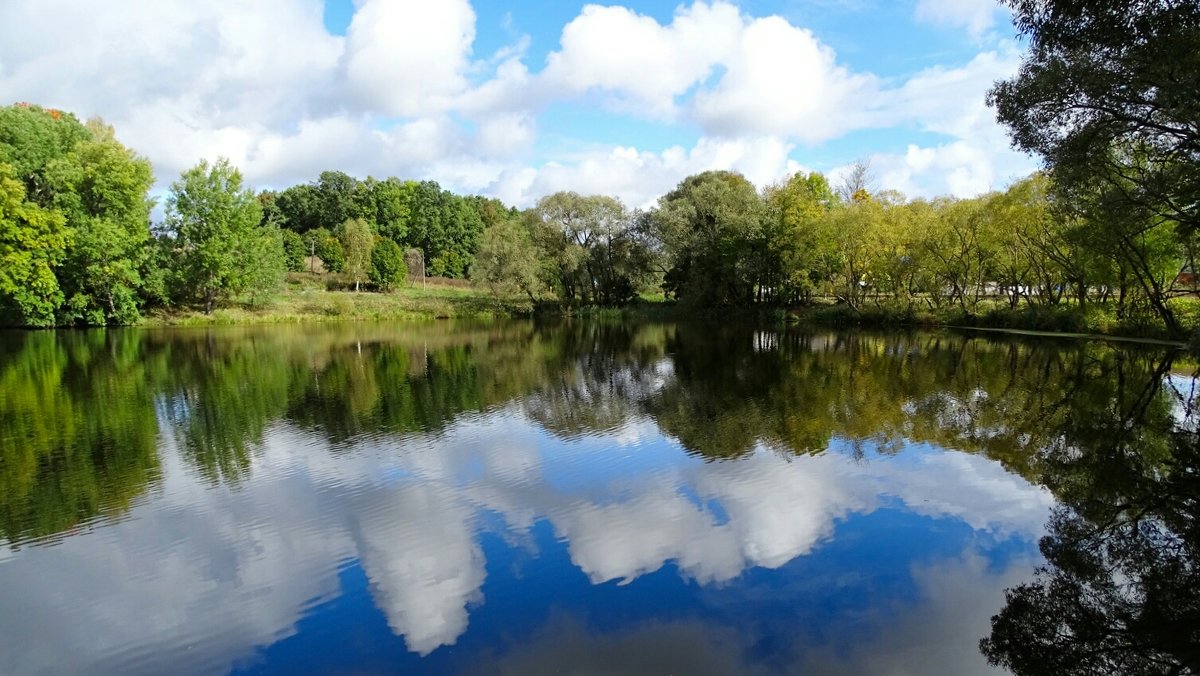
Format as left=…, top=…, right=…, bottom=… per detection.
left=786, top=299, right=1200, bottom=343
left=552, top=295, right=1200, bottom=345
left=140, top=275, right=533, bottom=327
left=139, top=274, right=1199, bottom=347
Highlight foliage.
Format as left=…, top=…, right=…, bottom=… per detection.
left=244, top=225, right=287, bottom=308
left=0, top=103, right=90, bottom=201
left=369, top=237, right=406, bottom=291
left=276, top=173, right=483, bottom=279
left=0, top=105, right=155, bottom=326
left=45, top=121, right=155, bottom=325
left=0, top=163, right=69, bottom=325
left=281, top=228, right=306, bottom=272
left=2, top=97, right=1198, bottom=337
left=472, top=212, right=546, bottom=301
left=988, top=0, right=1200, bottom=334
left=531, top=191, right=651, bottom=305
left=339, top=218, right=374, bottom=292
left=164, top=157, right=281, bottom=313
left=308, top=227, right=345, bottom=273
left=653, top=171, right=763, bottom=305
left=762, top=171, right=840, bottom=303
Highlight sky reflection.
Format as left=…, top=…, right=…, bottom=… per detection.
left=1, top=410, right=1048, bottom=674
left=4, top=322, right=1174, bottom=675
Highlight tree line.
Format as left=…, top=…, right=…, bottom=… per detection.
left=0, top=103, right=503, bottom=326
left=473, top=165, right=1197, bottom=336
left=5, top=0, right=1199, bottom=340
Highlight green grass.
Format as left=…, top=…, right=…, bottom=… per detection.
left=141, top=277, right=532, bottom=327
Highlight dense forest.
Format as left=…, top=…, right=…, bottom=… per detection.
left=1, top=1, right=1197, bottom=335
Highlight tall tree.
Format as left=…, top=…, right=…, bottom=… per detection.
left=653, top=171, right=763, bottom=305
left=316, top=170, right=360, bottom=228
left=369, top=238, right=407, bottom=291
left=988, top=0, right=1200, bottom=235
left=0, top=103, right=91, bottom=203
left=164, top=158, right=278, bottom=313
left=472, top=213, right=546, bottom=302
left=45, top=120, right=155, bottom=325
left=365, top=177, right=413, bottom=244
left=280, top=229, right=306, bottom=272
left=763, top=171, right=840, bottom=303
left=987, top=0, right=1200, bottom=335
left=275, top=183, right=323, bottom=233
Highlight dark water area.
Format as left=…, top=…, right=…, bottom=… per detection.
left=1, top=321, right=1197, bottom=675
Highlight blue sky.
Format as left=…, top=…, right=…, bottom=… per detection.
left=0, top=0, right=1036, bottom=208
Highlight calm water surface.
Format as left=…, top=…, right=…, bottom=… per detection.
left=1, top=321, right=1196, bottom=675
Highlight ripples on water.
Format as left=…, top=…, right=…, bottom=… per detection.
left=0, top=321, right=1196, bottom=675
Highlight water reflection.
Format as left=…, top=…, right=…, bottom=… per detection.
left=981, top=395, right=1200, bottom=675
left=0, top=321, right=1194, bottom=674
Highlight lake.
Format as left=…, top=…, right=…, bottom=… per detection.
left=1, top=321, right=1196, bottom=675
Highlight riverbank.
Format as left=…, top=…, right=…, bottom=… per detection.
left=787, top=301, right=1200, bottom=345
left=137, top=276, right=1199, bottom=348
left=557, top=297, right=1200, bottom=346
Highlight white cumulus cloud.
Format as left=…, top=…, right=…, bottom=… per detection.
left=0, top=0, right=1035, bottom=208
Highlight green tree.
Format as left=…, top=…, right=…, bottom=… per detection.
left=244, top=226, right=287, bottom=307
left=315, top=229, right=345, bottom=273
left=164, top=158, right=273, bottom=313
left=317, top=170, right=361, bottom=227
left=472, top=214, right=545, bottom=301
left=919, top=196, right=995, bottom=312
left=281, top=229, right=306, bottom=272
left=339, top=218, right=374, bottom=292
left=989, top=0, right=1200, bottom=336
left=532, top=191, right=649, bottom=305
left=0, top=163, right=69, bottom=326
left=652, top=171, right=763, bottom=305
left=360, top=177, right=413, bottom=244
left=0, top=103, right=90, bottom=202
left=45, top=121, right=155, bottom=325
left=989, top=0, right=1200, bottom=236
left=369, top=237, right=407, bottom=291
left=276, top=183, right=323, bottom=233
left=763, top=171, right=840, bottom=303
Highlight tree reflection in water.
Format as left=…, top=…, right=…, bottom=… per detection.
left=5, top=321, right=1200, bottom=673
left=981, top=380, right=1200, bottom=675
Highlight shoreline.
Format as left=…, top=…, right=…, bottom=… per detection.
left=5, top=284, right=1194, bottom=348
